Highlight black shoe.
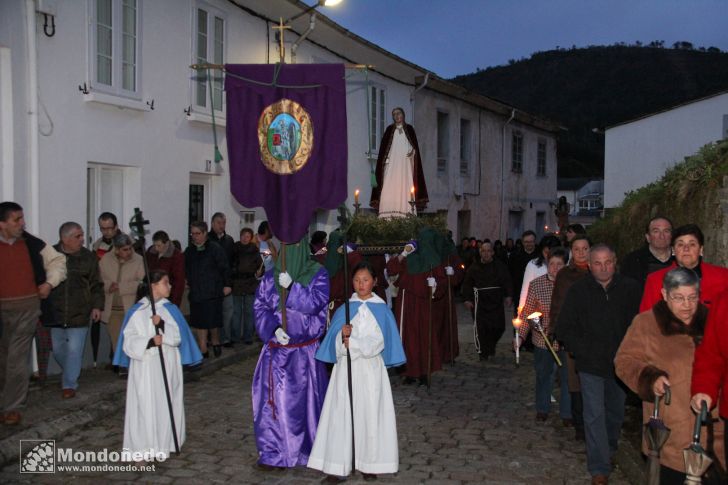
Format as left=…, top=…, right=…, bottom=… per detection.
left=402, top=377, right=416, bottom=385
left=244, top=340, right=253, bottom=345
left=362, top=473, right=377, bottom=481
left=202, top=351, right=209, bottom=359
left=223, top=342, right=234, bottom=348
left=479, top=353, right=488, bottom=361
left=213, top=345, right=222, bottom=357
left=575, top=428, right=585, bottom=441
left=535, top=412, right=548, bottom=422
left=418, top=377, right=428, bottom=387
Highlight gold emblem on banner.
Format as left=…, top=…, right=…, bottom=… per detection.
left=257, top=98, right=314, bottom=175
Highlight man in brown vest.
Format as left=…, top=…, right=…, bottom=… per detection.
left=0, top=201, right=66, bottom=425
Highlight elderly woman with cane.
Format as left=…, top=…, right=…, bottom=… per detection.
left=616, top=267, right=725, bottom=484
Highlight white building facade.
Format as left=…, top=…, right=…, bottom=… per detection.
left=604, top=90, right=728, bottom=208
left=1, top=0, right=558, bottom=247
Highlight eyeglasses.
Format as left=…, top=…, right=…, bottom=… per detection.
left=190, top=231, right=203, bottom=236
left=667, top=294, right=699, bottom=305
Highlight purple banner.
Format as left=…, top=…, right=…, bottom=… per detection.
left=225, top=64, right=348, bottom=243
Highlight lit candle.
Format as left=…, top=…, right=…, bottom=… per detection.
left=512, top=317, right=522, bottom=365
left=354, top=188, right=360, bottom=205
left=410, top=186, right=415, bottom=202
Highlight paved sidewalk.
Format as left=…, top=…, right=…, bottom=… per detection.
left=1, top=303, right=639, bottom=484
left=0, top=342, right=262, bottom=468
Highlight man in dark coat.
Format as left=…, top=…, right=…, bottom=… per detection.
left=231, top=227, right=263, bottom=345
left=369, top=107, right=428, bottom=214
left=462, top=241, right=513, bottom=360
left=49, top=222, right=105, bottom=399
left=555, top=244, right=641, bottom=484
left=620, top=216, right=673, bottom=291
left=209, top=212, right=236, bottom=347
left=509, top=230, right=537, bottom=313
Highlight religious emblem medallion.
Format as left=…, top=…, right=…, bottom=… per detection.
left=257, top=98, right=314, bottom=175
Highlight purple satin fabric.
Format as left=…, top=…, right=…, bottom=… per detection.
left=252, top=267, right=330, bottom=467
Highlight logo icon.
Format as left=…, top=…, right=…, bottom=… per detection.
left=257, top=98, right=314, bottom=175
left=20, top=440, right=55, bottom=473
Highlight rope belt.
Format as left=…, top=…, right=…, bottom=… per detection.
left=399, top=288, right=406, bottom=342
left=267, top=337, right=320, bottom=420
left=473, top=286, right=501, bottom=354
left=326, top=300, right=337, bottom=330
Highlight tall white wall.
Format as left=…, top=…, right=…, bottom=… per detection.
left=605, top=92, right=728, bottom=208
left=4, top=0, right=405, bottom=245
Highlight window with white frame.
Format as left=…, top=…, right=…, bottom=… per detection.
left=192, top=3, right=225, bottom=115
left=90, top=0, right=141, bottom=98
left=537, top=139, right=547, bottom=176
left=437, top=111, right=449, bottom=173
left=459, top=118, right=471, bottom=175
left=578, top=197, right=601, bottom=211
left=368, top=86, right=386, bottom=154
left=511, top=131, right=523, bottom=173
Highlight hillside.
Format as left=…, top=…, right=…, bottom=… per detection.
left=450, top=44, right=728, bottom=177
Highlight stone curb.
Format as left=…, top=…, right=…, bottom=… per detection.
left=0, top=343, right=262, bottom=468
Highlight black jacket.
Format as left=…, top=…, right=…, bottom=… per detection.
left=48, top=245, right=105, bottom=328
left=508, top=248, right=537, bottom=299
left=184, top=240, right=231, bottom=302
left=208, top=232, right=235, bottom=269
left=25, top=232, right=55, bottom=325
left=231, top=242, right=263, bottom=295
left=555, top=273, right=641, bottom=378
left=620, top=245, right=674, bottom=291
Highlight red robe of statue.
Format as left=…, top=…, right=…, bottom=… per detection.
left=369, top=123, right=429, bottom=212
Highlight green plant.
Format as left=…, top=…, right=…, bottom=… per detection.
left=589, top=139, right=728, bottom=260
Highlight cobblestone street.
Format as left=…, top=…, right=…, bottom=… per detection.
left=1, top=303, right=630, bottom=484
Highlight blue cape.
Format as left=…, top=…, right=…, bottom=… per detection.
left=112, top=300, right=203, bottom=367
left=316, top=299, right=406, bottom=368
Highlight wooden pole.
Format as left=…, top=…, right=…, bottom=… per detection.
left=280, top=244, right=287, bottom=332
left=427, top=266, right=433, bottom=390
left=130, top=209, right=179, bottom=454
left=447, top=257, right=454, bottom=365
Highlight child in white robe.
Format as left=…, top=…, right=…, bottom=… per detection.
left=309, top=261, right=406, bottom=481
left=113, top=269, right=202, bottom=462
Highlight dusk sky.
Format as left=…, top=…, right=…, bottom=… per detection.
left=308, top=0, right=728, bottom=78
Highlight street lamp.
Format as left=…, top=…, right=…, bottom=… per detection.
left=288, top=0, right=343, bottom=22
left=274, top=0, right=344, bottom=62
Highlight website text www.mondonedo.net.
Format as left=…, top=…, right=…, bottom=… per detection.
left=56, top=463, right=155, bottom=473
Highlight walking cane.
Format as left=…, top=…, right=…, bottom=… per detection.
left=129, top=208, right=180, bottom=454
left=337, top=206, right=355, bottom=474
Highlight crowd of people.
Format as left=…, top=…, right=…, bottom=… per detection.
left=4, top=199, right=728, bottom=483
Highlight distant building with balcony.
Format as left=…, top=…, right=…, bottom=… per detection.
left=557, top=178, right=603, bottom=228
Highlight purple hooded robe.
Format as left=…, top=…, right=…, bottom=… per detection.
left=252, top=266, right=330, bottom=467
